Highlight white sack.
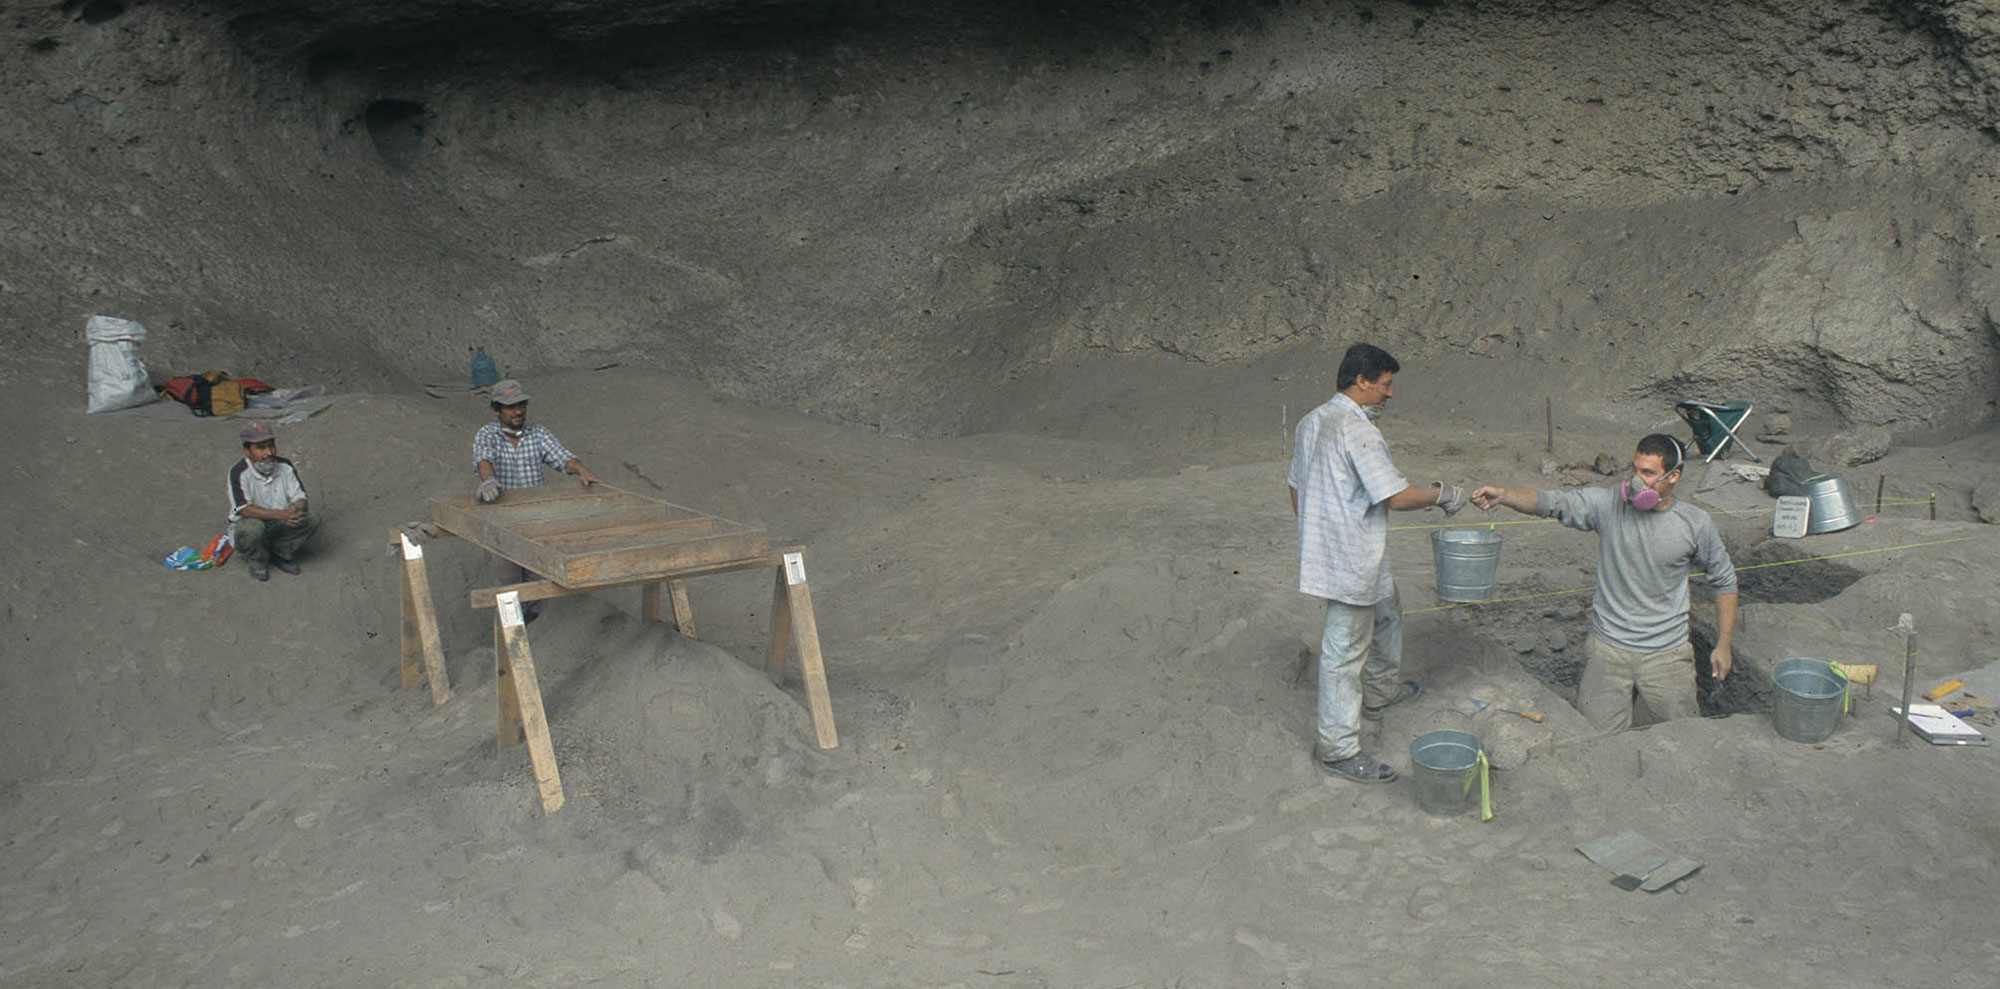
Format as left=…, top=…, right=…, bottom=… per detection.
left=84, top=315, right=156, bottom=413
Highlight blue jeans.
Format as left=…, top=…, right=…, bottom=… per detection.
left=1316, top=584, right=1403, bottom=760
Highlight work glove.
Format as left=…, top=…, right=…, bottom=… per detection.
left=1433, top=482, right=1468, bottom=517
left=477, top=478, right=502, bottom=504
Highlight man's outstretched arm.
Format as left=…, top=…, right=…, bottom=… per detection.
left=1471, top=486, right=1540, bottom=515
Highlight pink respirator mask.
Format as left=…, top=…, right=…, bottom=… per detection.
left=1620, top=438, right=1685, bottom=511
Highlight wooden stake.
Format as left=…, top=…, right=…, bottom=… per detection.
left=779, top=552, right=839, bottom=750
left=398, top=532, right=422, bottom=692
left=669, top=580, right=696, bottom=637
left=495, top=612, right=521, bottom=748
left=1545, top=397, right=1554, bottom=455
left=1930, top=492, right=1937, bottom=521
left=765, top=565, right=795, bottom=682
left=1897, top=622, right=1918, bottom=747
left=496, top=592, right=564, bottom=813
left=1874, top=473, right=1885, bottom=516
left=398, top=533, right=452, bottom=706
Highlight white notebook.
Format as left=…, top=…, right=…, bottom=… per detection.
left=1889, top=704, right=1991, bottom=746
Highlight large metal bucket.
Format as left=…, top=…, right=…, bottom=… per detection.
left=1432, top=529, right=1503, bottom=603
left=1801, top=473, right=1860, bottom=534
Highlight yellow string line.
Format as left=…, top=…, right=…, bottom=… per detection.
left=1391, top=518, right=1559, bottom=531
left=1405, top=535, right=1978, bottom=615
left=1394, top=498, right=1939, bottom=532
left=1725, top=535, right=1976, bottom=571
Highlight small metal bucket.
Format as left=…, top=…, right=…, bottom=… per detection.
left=1772, top=658, right=1845, bottom=743
left=1801, top=473, right=1860, bottom=534
left=1432, top=529, right=1503, bottom=603
left=1409, top=730, right=1486, bottom=816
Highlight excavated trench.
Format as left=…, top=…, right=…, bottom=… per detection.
left=1454, top=548, right=1875, bottom=725
left=1734, top=558, right=1866, bottom=605
left=1459, top=592, right=1787, bottom=724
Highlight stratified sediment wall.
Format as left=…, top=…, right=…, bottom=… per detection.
left=3, top=0, right=1997, bottom=430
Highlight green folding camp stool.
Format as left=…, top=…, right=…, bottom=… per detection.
left=1674, top=399, right=1760, bottom=463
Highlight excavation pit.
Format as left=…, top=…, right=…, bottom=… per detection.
left=1734, top=558, right=1864, bottom=605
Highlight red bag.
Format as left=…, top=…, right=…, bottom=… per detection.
left=199, top=531, right=234, bottom=567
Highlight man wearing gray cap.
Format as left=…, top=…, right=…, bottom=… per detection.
left=473, top=379, right=599, bottom=502
left=471, top=380, right=598, bottom=621
left=228, top=421, right=320, bottom=581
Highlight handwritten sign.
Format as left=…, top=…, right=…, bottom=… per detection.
left=783, top=551, right=807, bottom=586
left=1772, top=496, right=1810, bottom=539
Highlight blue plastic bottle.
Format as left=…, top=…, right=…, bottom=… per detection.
left=470, top=346, right=498, bottom=387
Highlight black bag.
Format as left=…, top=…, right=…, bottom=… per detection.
left=1765, top=449, right=1817, bottom=498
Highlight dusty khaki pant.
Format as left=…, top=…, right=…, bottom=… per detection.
left=1577, top=636, right=1698, bottom=731
left=1314, top=585, right=1403, bottom=761
left=232, top=513, right=320, bottom=563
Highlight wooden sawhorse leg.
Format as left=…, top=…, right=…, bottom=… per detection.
left=493, top=591, right=564, bottom=814
left=394, top=531, right=452, bottom=706
left=764, top=550, right=838, bottom=749
left=641, top=579, right=697, bottom=636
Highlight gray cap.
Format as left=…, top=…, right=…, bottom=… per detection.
left=239, top=421, right=275, bottom=444
left=490, top=379, right=532, bottom=405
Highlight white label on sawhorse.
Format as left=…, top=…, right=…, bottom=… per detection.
left=1772, top=496, right=1810, bottom=539
left=399, top=532, right=425, bottom=560
left=783, top=551, right=807, bottom=586
left=495, top=590, right=526, bottom=628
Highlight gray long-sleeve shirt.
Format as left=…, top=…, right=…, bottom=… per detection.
left=1537, top=485, right=1737, bottom=653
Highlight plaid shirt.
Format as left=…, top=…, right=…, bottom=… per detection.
left=473, top=422, right=576, bottom=490
left=1288, top=394, right=1409, bottom=605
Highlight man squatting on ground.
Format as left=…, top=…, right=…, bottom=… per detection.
left=1289, top=344, right=1470, bottom=784
left=471, top=379, right=600, bottom=619
left=1470, top=434, right=1738, bottom=731
left=228, top=421, right=320, bottom=582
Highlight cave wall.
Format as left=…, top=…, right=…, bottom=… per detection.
left=3, top=0, right=1997, bottom=431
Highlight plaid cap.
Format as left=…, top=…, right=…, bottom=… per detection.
left=239, top=421, right=275, bottom=444
left=490, top=379, right=532, bottom=405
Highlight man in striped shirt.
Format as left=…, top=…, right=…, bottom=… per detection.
left=1289, top=344, right=1467, bottom=783
left=228, top=421, right=320, bottom=581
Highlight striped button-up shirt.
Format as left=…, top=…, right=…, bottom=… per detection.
left=473, top=422, right=576, bottom=490
left=1288, top=394, right=1409, bottom=605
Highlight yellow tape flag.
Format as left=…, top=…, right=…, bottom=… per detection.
left=1477, top=749, right=1493, bottom=822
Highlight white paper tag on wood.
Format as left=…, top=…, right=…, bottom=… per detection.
left=1772, top=496, right=1810, bottom=539
left=496, top=590, right=525, bottom=628
left=783, top=551, right=807, bottom=586
left=399, top=532, right=424, bottom=560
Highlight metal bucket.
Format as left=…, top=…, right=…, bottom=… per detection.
left=1801, top=473, right=1860, bottom=534
left=1432, top=529, right=1503, bottom=603
left=1772, top=657, right=1845, bottom=743
left=1409, top=730, right=1485, bottom=816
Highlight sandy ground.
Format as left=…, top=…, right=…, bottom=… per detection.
left=4, top=353, right=1999, bottom=987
